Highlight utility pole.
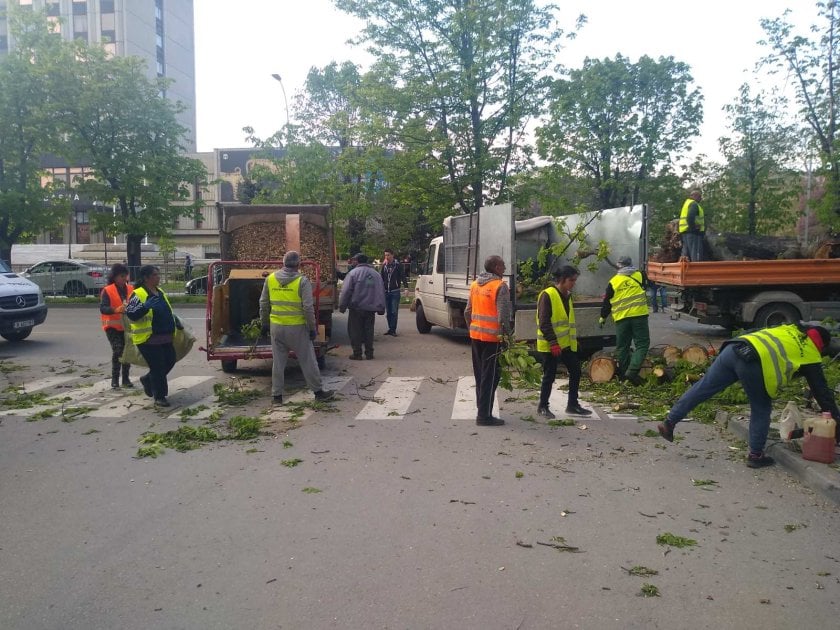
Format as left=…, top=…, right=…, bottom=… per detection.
left=271, top=73, right=290, bottom=136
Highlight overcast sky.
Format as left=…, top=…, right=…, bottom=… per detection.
left=193, top=0, right=814, bottom=164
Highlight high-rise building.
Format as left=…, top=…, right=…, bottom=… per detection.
left=0, top=0, right=196, bottom=149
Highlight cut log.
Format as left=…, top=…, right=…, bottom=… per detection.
left=704, top=230, right=801, bottom=261
left=638, top=359, right=653, bottom=378
left=588, top=356, right=617, bottom=383
left=653, top=366, right=675, bottom=383
left=681, top=344, right=709, bottom=365
left=649, top=345, right=682, bottom=366
left=613, top=402, right=641, bottom=411
left=685, top=373, right=702, bottom=383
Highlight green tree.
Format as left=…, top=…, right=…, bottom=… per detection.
left=761, top=2, right=840, bottom=225
left=714, top=84, right=799, bottom=235
left=537, top=54, right=703, bottom=211
left=0, top=9, right=68, bottom=263
left=51, top=38, right=206, bottom=270
left=334, top=0, right=582, bottom=214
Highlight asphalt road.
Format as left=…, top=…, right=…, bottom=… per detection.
left=1, top=307, right=838, bottom=629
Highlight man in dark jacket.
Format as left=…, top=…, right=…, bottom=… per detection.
left=380, top=248, right=407, bottom=336
left=658, top=323, right=840, bottom=468
left=339, top=253, right=386, bottom=360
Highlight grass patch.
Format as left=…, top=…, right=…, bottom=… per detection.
left=302, top=487, right=322, bottom=494
left=213, top=382, right=261, bottom=405
left=28, top=407, right=59, bottom=421
left=61, top=406, right=95, bottom=421
left=515, top=471, right=524, bottom=478
left=784, top=523, right=806, bottom=533
left=228, top=415, right=262, bottom=440
left=692, top=479, right=718, bottom=487
left=547, top=419, right=576, bottom=427
left=281, top=458, right=303, bottom=467
left=656, top=532, right=697, bottom=548
left=178, top=405, right=209, bottom=421
left=640, top=583, right=660, bottom=597
left=0, top=360, right=24, bottom=374
left=624, top=566, right=659, bottom=577
left=137, top=425, right=220, bottom=455
left=0, top=387, right=50, bottom=409
left=282, top=440, right=293, bottom=448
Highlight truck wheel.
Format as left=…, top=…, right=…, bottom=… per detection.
left=416, top=302, right=432, bottom=334
left=754, top=303, right=800, bottom=328
left=221, top=359, right=237, bottom=373
left=1, top=328, right=32, bottom=342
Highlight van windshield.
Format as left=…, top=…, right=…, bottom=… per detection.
left=0, top=260, right=11, bottom=273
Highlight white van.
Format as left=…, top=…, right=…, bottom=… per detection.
left=0, top=260, right=48, bottom=341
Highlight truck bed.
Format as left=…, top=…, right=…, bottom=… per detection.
left=647, top=258, right=840, bottom=288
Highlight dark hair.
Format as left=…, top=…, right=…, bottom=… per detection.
left=136, top=264, right=160, bottom=288
left=553, top=265, right=579, bottom=281
left=484, top=255, right=504, bottom=273
left=354, top=253, right=369, bottom=264
left=384, top=248, right=394, bottom=255
left=107, top=263, right=130, bottom=284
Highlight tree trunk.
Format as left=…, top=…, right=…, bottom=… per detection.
left=704, top=230, right=801, bottom=261
left=126, top=234, right=143, bottom=279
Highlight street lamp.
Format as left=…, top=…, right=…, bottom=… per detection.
left=271, top=73, right=290, bottom=131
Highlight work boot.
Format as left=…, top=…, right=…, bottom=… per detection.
left=272, top=395, right=283, bottom=405
left=139, top=374, right=153, bottom=398
left=476, top=416, right=505, bottom=426
left=365, top=352, right=374, bottom=360
left=111, top=365, right=120, bottom=389
left=565, top=403, right=592, bottom=416
left=314, top=389, right=335, bottom=402
left=626, top=372, right=643, bottom=387
left=658, top=420, right=674, bottom=442
left=537, top=405, right=555, bottom=419
left=746, top=452, right=775, bottom=468
left=349, top=353, right=363, bottom=360
left=121, top=365, right=134, bottom=388
left=154, top=397, right=171, bottom=408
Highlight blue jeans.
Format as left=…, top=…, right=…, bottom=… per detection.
left=668, top=344, right=771, bottom=453
left=385, top=289, right=401, bottom=333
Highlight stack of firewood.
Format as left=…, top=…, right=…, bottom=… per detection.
left=229, top=222, right=286, bottom=260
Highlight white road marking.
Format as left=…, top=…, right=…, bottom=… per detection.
left=86, top=376, right=214, bottom=417
left=356, top=377, right=425, bottom=420
left=13, top=375, right=77, bottom=393
left=451, top=376, right=500, bottom=420
left=266, top=376, right=352, bottom=422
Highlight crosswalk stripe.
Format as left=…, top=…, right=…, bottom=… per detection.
left=167, top=394, right=219, bottom=421
left=356, top=377, right=424, bottom=420
left=451, top=376, right=500, bottom=420
left=0, top=379, right=116, bottom=417
left=86, top=375, right=215, bottom=418
left=267, top=376, right=352, bottom=422
left=12, top=376, right=77, bottom=393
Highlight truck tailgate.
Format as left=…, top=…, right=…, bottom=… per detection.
left=647, top=258, right=840, bottom=287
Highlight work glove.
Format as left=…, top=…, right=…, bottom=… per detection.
left=309, top=330, right=317, bottom=341
left=260, top=324, right=270, bottom=337
left=598, top=317, right=606, bottom=328
left=550, top=344, right=562, bottom=358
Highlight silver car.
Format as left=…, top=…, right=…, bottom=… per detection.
left=23, top=259, right=109, bottom=297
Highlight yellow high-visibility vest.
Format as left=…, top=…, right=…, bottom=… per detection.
left=536, top=287, right=577, bottom=352
left=678, top=198, right=705, bottom=233
left=608, top=272, right=648, bottom=321
left=267, top=274, right=306, bottom=326
left=129, top=287, right=174, bottom=345
left=740, top=324, right=823, bottom=397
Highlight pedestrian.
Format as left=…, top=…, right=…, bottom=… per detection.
left=184, top=253, right=193, bottom=281
left=536, top=265, right=592, bottom=419
left=658, top=323, right=840, bottom=467
left=464, top=254, right=512, bottom=426
left=679, top=189, right=706, bottom=261
left=339, top=253, right=386, bottom=360
left=259, top=251, right=334, bottom=405
left=125, top=265, right=182, bottom=407
left=99, top=262, right=134, bottom=389
left=599, top=255, right=650, bottom=386
left=648, top=280, right=668, bottom=312
left=381, top=247, right=407, bottom=336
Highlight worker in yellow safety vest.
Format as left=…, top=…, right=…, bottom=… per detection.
left=464, top=255, right=512, bottom=426
left=536, top=265, right=591, bottom=419
left=259, top=250, right=334, bottom=406
left=659, top=323, right=840, bottom=468
left=599, top=256, right=650, bottom=386
left=678, top=189, right=705, bottom=261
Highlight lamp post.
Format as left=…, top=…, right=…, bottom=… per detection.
left=271, top=73, right=290, bottom=132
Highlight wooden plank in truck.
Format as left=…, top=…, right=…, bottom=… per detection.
left=647, top=258, right=840, bottom=288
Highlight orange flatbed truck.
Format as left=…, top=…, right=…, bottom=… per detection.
left=646, top=257, right=840, bottom=329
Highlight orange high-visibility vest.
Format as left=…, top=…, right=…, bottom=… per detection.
left=469, top=279, right=503, bottom=342
left=100, top=282, right=134, bottom=331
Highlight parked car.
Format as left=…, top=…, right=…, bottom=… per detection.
left=0, top=259, right=47, bottom=341
left=185, top=275, right=208, bottom=295
left=22, top=259, right=109, bottom=297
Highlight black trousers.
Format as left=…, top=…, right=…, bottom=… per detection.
left=539, top=349, right=582, bottom=409
left=348, top=309, right=376, bottom=357
left=137, top=342, right=176, bottom=399
left=471, top=339, right=501, bottom=420
left=105, top=327, right=127, bottom=378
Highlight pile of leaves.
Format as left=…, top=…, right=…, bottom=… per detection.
left=137, top=415, right=264, bottom=458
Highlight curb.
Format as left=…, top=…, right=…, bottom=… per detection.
left=721, top=411, right=840, bottom=505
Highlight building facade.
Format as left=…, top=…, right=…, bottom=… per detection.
left=0, top=0, right=196, bottom=149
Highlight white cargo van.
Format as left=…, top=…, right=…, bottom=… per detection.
left=0, top=260, right=48, bottom=341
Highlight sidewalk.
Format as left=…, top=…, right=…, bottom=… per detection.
left=723, top=410, right=840, bottom=505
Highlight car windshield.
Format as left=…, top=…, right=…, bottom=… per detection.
left=0, top=260, right=11, bottom=273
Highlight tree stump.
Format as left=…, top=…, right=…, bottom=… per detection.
left=681, top=344, right=709, bottom=365
left=652, top=366, right=675, bottom=383
left=588, top=356, right=617, bottom=383
left=638, top=359, right=653, bottom=378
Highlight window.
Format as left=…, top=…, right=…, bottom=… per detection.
left=425, top=245, right=436, bottom=275
left=73, top=15, right=88, bottom=40
left=156, top=60, right=164, bottom=75
left=101, top=0, right=115, bottom=12
left=73, top=0, right=87, bottom=15
left=46, top=1, right=60, bottom=17
left=101, top=13, right=115, bottom=30
left=436, top=245, right=446, bottom=274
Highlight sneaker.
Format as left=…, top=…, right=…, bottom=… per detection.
left=140, top=374, right=153, bottom=398
left=314, top=389, right=335, bottom=402
left=746, top=452, right=775, bottom=468
left=476, top=416, right=505, bottom=426
left=154, top=398, right=171, bottom=408
left=111, top=378, right=120, bottom=390
left=658, top=421, right=674, bottom=442
left=537, top=406, right=555, bottom=419
left=272, top=395, right=283, bottom=405
left=565, top=404, right=592, bottom=416
left=349, top=354, right=363, bottom=360
left=385, top=330, right=397, bottom=336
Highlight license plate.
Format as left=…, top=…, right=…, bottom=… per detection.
left=13, top=319, right=34, bottom=329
